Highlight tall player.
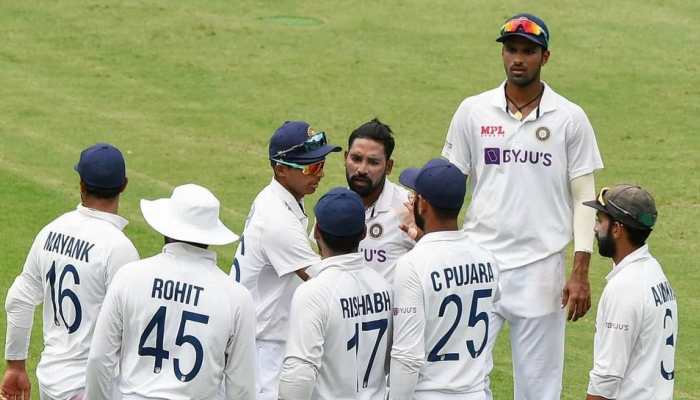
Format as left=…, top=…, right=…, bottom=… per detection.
left=345, top=119, right=414, bottom=283
left=584, top=185, right=676, bottom=399
left=2, top=143, right=139, bottom=400
left=85, top=184, right=256, bottom=400
left=390, top=159, right=499, bottom=400
left=232, top=120, right=341, bottom=400
left=442, top=13, right=603, bottom=398
left=279, top=187, right=392, bottom=400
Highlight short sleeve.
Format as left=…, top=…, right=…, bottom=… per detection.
left=566, top=106, right=604, bottom=180
left=442, top=100, right=472, bottom=175
left=263, top=217, right=320, bottom=277
left=105, top=238, right=140, bottom=286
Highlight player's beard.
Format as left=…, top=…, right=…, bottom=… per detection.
left=347, top=172, right=386, bottom=198
left=596, top=224, right=616, bottom=258
left=507, top=63, right=541, bottom=87
left=413, top=200, right=426, bottom=232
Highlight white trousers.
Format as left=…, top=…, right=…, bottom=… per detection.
left=256, top=340, right=286, bottom=400
left=484, top=252, right=567, bottom=400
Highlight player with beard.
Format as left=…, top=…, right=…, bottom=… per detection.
left=584, top=185, right=677, bottom=399
left=441, top=13, right=604, bottom=399
left=343, top=118, right=414, bottom=283
left=390, top=158, right=500, bottom=400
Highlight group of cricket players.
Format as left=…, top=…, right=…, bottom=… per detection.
left=2, top=12, right=677, bottom=400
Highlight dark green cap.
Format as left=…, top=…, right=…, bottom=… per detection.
left=583, top=184, right=657, bottom=230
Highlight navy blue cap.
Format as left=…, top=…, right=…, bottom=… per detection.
left=314, top=187, right=366, bottom=237
left=399, top=158, right=467, bottom=210
left=269, top=120, right=341, bottom=164
left=496, top=13, right=550, bottom=50
left=74, top=143, right=126, bottom=189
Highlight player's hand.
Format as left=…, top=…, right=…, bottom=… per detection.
left=398, top=196, right=424, bottom=241
left=1, top=361, right=31, bottom=400
left=562, top=252, right=592, bottom=321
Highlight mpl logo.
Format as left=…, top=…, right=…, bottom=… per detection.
left=484, top=147, right=553, bottom=167
left=480, top=125, right=505, bottom=137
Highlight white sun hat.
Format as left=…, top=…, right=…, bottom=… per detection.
left=140, top=183, right=239, bottom=245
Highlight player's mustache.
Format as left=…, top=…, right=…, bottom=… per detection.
left=351, top=175, right=371, bottom=183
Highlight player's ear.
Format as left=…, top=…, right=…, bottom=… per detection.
left=313, top=223, right=321, bottom=242
left=79, top=180, right=87, bottom=194
left=385, top=159, right=394, bottom=175
left=120, top=177, right=128, bottom=194
left=344, top=150, right=349, bottom=160
left=542, top=49, right=550, bottom=66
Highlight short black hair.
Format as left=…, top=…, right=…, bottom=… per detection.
left=318, top=227, right=363, bottom=254
left=432, top=205, right=461, bottom=220
left=624, top=224, right=652, bottom=247
left=348, top=118, right=396, bottom=159
left=84, top=182, right=123, bottom=199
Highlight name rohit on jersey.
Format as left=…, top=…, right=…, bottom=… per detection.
left=651, top=280, right=676, bottom=307
left=151, top=278, right=204, bottom=306
left=431, top=262, right=495, bottom=292
left=44, top=231, right=95, bottom=262
left=340, top=290, right=391, bottom=319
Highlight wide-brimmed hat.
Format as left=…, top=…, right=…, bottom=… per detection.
left=141, top=184, right=239, bottom=245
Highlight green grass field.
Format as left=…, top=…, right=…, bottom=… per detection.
left=1, top=0, right=698, bottom=398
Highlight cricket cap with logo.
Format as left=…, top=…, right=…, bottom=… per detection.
left=583, top=184, right=658, bottom=230
left=314, top=187, right=366, bottom=237
left=140, top=183, right=239, bottom=245
left=269, top=120, right=342, bottom=164
left=399, top=158, right=467, bottom=210
left=74, top=143, right=126, bottom=189
left=496, top=13, right=550, bottom=50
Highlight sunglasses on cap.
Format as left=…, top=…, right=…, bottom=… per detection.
left=596, top=186, right=635, bottom=220
left=273, top=131, right=329, bottom=159
left=273, top=159, right=325, bottom=176
left=500, top=17, right=548, bottom=40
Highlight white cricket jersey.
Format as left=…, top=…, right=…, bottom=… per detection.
left=309, top=179, right=415, bottom=284
left=279, top=253, right=392, bottom=400
left=359, top=179, right=415, bottom=283
left=4, top=204, right=138, bottom=399
left=390, top=230, right=500, bottom=399
left=231, top=178, right=321, bottom=342
left=588, top=245, right=677, bottom=399
left=442, top=81, right=603, bottom=270
left=86, top=242, right=256, bottom=400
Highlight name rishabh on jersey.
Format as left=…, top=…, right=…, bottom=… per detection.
left=280, top=253, right=392, bottom=400
left=4, top=205, right=139, bottom=399
left=390, top=230, right=500, bottom=399
left=86, top=242, right=256, bottom=400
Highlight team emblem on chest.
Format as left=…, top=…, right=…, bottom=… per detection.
left=369, top=223, right=383, bottom=239
left=535, top=126, right=550, bottom=141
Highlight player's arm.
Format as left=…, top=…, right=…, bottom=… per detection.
left=586, top=283, right=640, bottom=400
left=389, top=261, right=425, bottom=400
left=264, top=219, right=321, bottom=282
left=562, top=172, right=596, bottom=321
left=2, top=236, right=46, bottom=399
left=278, top=284, right=327, bottom=400
left=85, top=273, right=125, bottom=400
left=585, top=395, right=610, bottom=400
left=223, top=288, right=257, bottom=400
left=105, top=239, right=140, bottom=286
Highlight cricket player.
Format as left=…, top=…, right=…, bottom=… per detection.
left=442, top=13, right=603, bottom=399
left=279, top=187, right=392, bottom=400
left=344, top=119, right=415, bottom=283
left=85, top=183, right=256, bottom=400
left=2, top=143, right=139, bottom=400
left=584, top=185, right=677, bottom=399
left=390, top=159, right=500, bottom=400
left=231, top=120, right=341, bottom=400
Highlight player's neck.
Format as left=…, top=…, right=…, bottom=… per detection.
left=423, top=219, right=459, bottom=235
left=612, top=242, right=642, bottom=266
left=361, top=181, right=385, bottom=208
left=505, top=79, right=543, bottom=104
left=82, top=197, right=119, bottom=215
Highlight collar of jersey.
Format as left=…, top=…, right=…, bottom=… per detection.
left=162, top=241, right=217, bottom=263
left=76, top=203, right=129, bottom=231
left=418, top=229, right=467, bottom=244
left=269, top=178, right=307, bottom=220
left=606, top=244, right=651, bottom=281
left=368, top=178, right=397, bottom=216
left=491, top=80, right=558, bottom=117
left=315, top=252, right=364, bottom=274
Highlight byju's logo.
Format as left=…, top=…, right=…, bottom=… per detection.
left=483, top=148, right=552, bottom=167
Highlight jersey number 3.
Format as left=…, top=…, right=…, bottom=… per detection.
left=138, top=306, right=210, bottom=382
